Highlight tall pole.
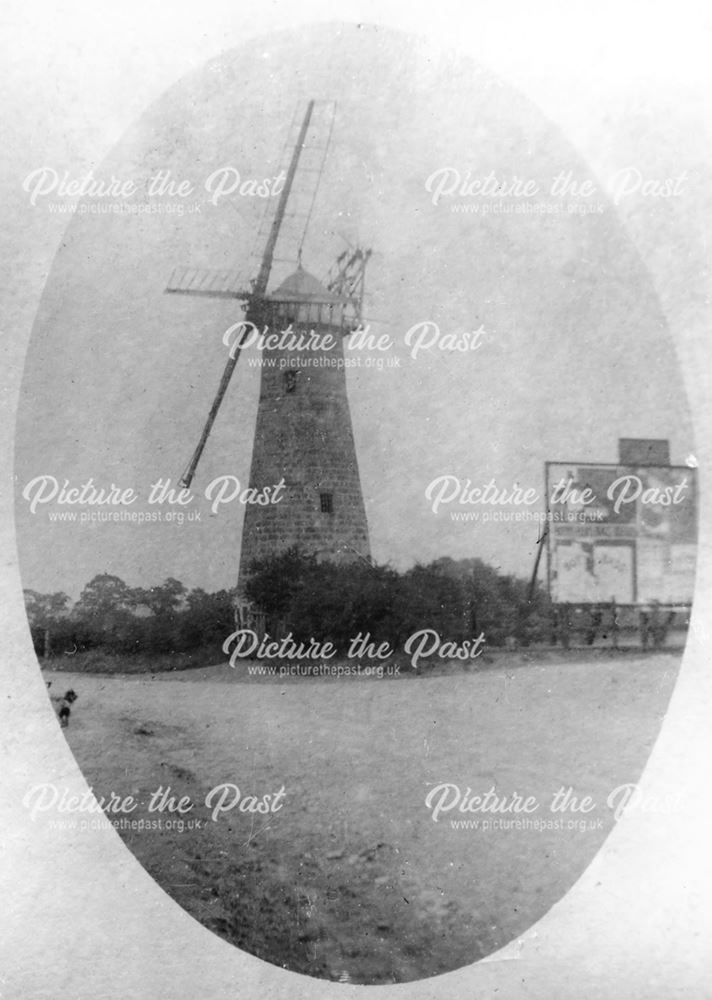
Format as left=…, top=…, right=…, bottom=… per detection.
left=527, top=521, right=549, bottom=603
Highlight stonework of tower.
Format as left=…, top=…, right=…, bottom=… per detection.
left=237, top=266, right=371, bottom=590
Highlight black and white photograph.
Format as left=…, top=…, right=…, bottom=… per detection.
left=1, top=4, right=711, bottom=998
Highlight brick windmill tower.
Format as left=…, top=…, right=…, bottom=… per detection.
left=165, top=101, right=372, bottom=619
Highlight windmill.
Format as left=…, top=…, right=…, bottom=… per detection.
left=165, top=100, right=372, bottom=612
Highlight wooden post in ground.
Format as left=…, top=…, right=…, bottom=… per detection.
left=560, top=603, right=571, bottom=650
left=639, top=608, right=650, bottom=650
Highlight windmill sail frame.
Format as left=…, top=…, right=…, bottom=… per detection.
left=171, top=100, right=318, bottom=488
left=165, top=99, right=370, bottom=489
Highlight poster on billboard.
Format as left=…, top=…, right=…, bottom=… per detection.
left=546, top=462, right=697, bottom=605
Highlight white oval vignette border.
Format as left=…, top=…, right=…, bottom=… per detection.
left=1, top=3, right=711, bottom=998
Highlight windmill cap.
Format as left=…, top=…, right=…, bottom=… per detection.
left=269, top=266, right=340, bottom=302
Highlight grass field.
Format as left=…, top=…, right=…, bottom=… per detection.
left=45, top=650, right=680, bottom=984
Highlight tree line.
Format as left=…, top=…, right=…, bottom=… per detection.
left=24, top=575, right=235, bottom=658
left=24, top=555, right=552, bottom=662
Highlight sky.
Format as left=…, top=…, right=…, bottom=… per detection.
left=13, top=24, right=694, bottom=600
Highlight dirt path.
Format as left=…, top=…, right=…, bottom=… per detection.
left=46, top=652, right=679, bottom=983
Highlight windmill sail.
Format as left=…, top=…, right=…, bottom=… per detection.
left=170, top=100, right=322, bottom=488
left=165, top=266, right=252, bottom=299
left=326, top=247, right=372, bottom=328
left=249, top=100, right=336, bottom=275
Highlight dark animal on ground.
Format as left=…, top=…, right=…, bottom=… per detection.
left=50, top=688, right=78, bottom=728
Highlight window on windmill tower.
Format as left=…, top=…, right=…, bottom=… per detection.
left=320, top=492, right=334, bottom=514
left=284, top=371, right=297, bottom=393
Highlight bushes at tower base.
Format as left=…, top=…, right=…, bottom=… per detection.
left=244, top=550, right=404, bottom=648
left=244, top=549, right=552, bottom=651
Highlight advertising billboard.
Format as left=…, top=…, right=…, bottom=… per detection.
left=545, top=462, right=697, bottom=605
